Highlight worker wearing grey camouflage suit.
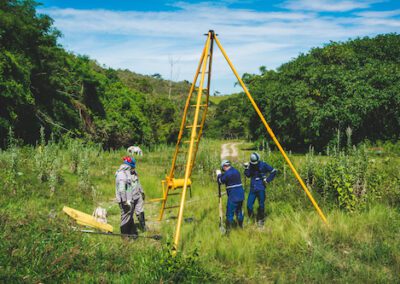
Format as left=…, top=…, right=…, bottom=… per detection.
left=115, top=156, right=139, bottom=237
left=130, top=168, right=147, bottom=231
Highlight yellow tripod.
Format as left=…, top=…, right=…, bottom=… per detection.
left=157, top=30, right=328, bottom=253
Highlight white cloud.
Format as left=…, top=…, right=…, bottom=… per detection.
left=356, top=9, right=400, bottom=17
left=281, top=0, right=382, bottom=12
left=39, top=2, right=400, bottom=94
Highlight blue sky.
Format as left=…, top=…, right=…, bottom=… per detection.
left=38, top=0, right=400, bottom=94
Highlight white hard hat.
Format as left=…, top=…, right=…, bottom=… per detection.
left=220, top=159, right=231, bottom=169
left=250, top=152, right=260, bottom=165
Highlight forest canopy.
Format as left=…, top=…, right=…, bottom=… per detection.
left=1, top=0, right=399, bottom=151
left=208, top=34, right=400, bottom=151
left=0, top=0, right=185, bottom=148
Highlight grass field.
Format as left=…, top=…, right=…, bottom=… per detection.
left=1, top=138, right=399, bottom=283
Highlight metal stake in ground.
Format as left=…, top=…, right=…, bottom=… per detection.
left=218, top=182, right=226, bottom=234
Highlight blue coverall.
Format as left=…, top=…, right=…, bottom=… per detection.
left=218, top=166, right=245, bottom=226
left=244, top=161, right=277, bottom=221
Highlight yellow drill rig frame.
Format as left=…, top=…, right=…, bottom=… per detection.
left=153, top=30, right=327, bottom=253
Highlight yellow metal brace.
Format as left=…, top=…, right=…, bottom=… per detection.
left=157, top=30, right=327, bottom=253
left=156, top=31, right=214, bottom=254
left=213, top=35, right=328, bottom=224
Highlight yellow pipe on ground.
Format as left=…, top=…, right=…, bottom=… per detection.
left=214, top=35, right=328, bottom=224
left=63, top=206, right=113, bottom=232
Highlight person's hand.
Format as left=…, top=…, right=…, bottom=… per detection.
left=216, top=170, right=221, bottom=176
left=125, top=200, right=131, bottom=207
left=243, top=162, right=249, bottom=169
left=263, top=178, right=268, bottom=186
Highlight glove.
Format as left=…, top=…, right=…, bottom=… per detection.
left=216, top=170, right=221, bottom=176
left=263, top=178, right=268, bottom=187
left=125, top=200, right=132, bottom=207
left=243, top=162, right=249, bottom=169
left=141, top=192, right=145, bottom=201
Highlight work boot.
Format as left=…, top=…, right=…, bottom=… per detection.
left=121, top=221, right=136, bottom=235
left=130, top=233, right=139, bottom=240
left=225, top=220, right=234, bottom=235
left=232, top=221, right=238, bottom=229
left=131, top=222, right=139, bottom=238
left=248, top=209, right=255, bottom=222
left=246, top=209, right=254, bottom=225
left=257, top=207, right=265, bottom=227
left=121, top=223, right=138, bottom=240
left=138, top=212, right=147, bottom=232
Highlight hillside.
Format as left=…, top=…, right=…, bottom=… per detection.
left=116, top=69, right=190, bottom=99
left=0, top=0, right=187, bottom=148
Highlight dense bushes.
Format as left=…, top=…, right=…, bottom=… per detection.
left=241, top=34, right=400, bottom=151
left=2, top=1, right=399, bottom=152
left=206, top=94, right=253, bottom=139
left=0, top=0, right=185, bottom=149
left=262, top=141, right=400, bottom=211
left=304, top=146, right=370, bottom=211
left=2, top=0, right=399, bottom=153
left=208, top=35, right=400, bottom=151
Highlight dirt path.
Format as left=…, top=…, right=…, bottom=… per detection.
left=221, top=142, right=242, bottom=161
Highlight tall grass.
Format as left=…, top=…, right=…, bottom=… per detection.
left=4, top=128, right=19, bottom=195
left=0, top=134, right=399, bottom=282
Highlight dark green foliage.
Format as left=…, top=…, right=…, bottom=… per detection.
left=94, top=82, right=150, bottom=148
left=2, top=0, right=399, bottom=151
left=210, top=35, right=400, bottom=151
left=264, top=142, right=400, bottom=211
left=206, top=93, right=254, bottom=139
left=143, top=95, right=181, bottom=144
left=150, top=245, right=218, bottom=283
left=117, top=69, right=190, bottom=98
left=241, top=34, right=400, bottom=151
left=303, top=147, right=370, bottom=211
left=0, top=0, right=95, bottom=144
left=0, top=0, right=185, bottom=148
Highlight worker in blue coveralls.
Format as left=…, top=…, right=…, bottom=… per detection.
left=216, top=160, right=245, bottom=230
left=244, top=152, right=277, bottom=226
